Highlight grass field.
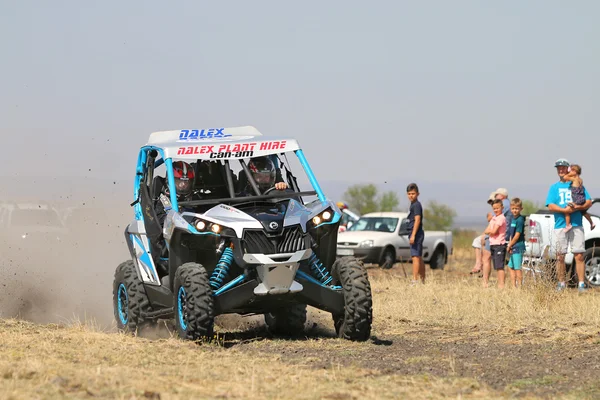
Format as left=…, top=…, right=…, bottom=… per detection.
left=2, top=239, right=600, bottom=399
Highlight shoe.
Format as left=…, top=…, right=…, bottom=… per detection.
left=578, top=283, right=587, bottom=293
left=410, top=280, right=419, bottom=286
left=556, top=282, right=566, bottom=291
left=470, top=268, right=482, bottom=274
left=564, top=224, right=572, bottom=233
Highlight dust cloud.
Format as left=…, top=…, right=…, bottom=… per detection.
left=0, top=176, right=131, bottom=329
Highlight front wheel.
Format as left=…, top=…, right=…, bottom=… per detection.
left=173, top=263, right=215, bottom=341
left=379, top=248, right=395, bottom=269
left=331, top=257, right=373, bottom=341
left=113, top=260, right=152, bottom=334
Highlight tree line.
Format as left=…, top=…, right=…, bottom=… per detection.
left=342, top=184, right=543, bottom=231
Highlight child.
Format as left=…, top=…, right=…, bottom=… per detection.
left=564, top=164, right=595, bottom=232
left=483, top=199, right=507, bottom=288
left=406, top=183, right=425, bottom=284
left=506, top=198, right=525, bottom=288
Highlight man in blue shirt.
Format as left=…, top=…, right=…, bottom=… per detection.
left=546, top=158, right=592, bottom=291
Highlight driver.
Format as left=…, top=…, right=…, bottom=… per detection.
left=156, top=161, right=196, bottom=227
left=238, top=156, right=288, bottom=196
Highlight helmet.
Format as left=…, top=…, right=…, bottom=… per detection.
left=336, top=201, right=348, bottom=210
left=172, top=161, right=195, bottom=198
left=248, top=157, right=275, bottom=189
left=554, top=158, right=570, bottom=167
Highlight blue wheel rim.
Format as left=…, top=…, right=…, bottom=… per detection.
left=177, top=286, right=188, bottom=331
left=117, top=283, right=129, bottom=325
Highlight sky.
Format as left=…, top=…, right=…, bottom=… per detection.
left=1, top=1, right=599, bottom=217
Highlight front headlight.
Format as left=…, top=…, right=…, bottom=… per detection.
left=193, top=218, right=221, bottom=234
left=311, top=208, right=335, bottom=227
left=359, top=240, right=374, bottom=248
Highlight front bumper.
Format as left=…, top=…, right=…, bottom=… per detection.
left=336, top=246, right=383, bottom=263
left=242, top=249, right=312, bottom=296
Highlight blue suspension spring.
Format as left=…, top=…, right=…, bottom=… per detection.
left=210, top=247, right=234, bottom=290
left=308, top=252, right=333, bottom=285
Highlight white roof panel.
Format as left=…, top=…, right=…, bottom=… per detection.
left=147, top=126, right=262, bottom=146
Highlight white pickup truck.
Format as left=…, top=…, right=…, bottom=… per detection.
left=336, top=211, right=453, bottom=270
left=525, top=198, right=600, bottom=285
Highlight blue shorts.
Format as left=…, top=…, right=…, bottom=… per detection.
left=508, top=252, right=523, bottom=270
left=410, top=231, right=424, bottom=257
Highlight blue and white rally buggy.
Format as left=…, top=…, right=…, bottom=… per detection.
left=113, top=126, right=373, bottom=341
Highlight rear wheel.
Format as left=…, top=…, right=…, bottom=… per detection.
left=173, top=263, right=214, bottom=341
left=379, top=247, right=395, bottom=269
left=264, top=304, right=307, bottom=336
left=429, top=246, right=446, bottom=270
left=331, top=257, right=372, bottom=341
left=584, top=247, right=600, bottom=286
left=113, top=260, right=152, bottom=334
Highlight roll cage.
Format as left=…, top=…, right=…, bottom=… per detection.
left=132, top=146, right=325, bottom=219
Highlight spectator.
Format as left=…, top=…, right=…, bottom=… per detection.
left=506, top=198, right=525, bottom=288
left=546, top=158, right=592, bottom=291
left=470, top=235, right=484, bottom=275
left=494, top=187, right=513, bottom=242
left=471, top=192, right=496, bottom=275
left=483, top=199, right=507, bottom=288
left=406, top=183, right=425, bottom=284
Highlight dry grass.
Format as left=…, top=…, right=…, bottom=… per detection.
left=2, top=248, right=599, bottom=399
left=362, top=246, right=600, bottom=338
left=0, top=319, right=498, bottom=400
left=368, top=271, right=600, bottom=338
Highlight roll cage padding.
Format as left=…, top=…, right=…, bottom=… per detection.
left=152, top=176, right=166, bottom=201
left=140, top=182, right=163, bottom=253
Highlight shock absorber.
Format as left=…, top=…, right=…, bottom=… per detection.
left=308, top=251, right=333, bottom=285
left=210, top=243, right=234, bottom=290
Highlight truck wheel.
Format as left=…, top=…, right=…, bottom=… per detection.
left=173, top=263, right=214, bottom=341
left=379, top=247, right=395, bottom=269
left=264, top=304, right=307, bottom=336
left=331, top=257, right=372, bottom=341
left=429, top=246, right=446, bottom=270
left=584, top=247, right=600, bottom=286
left=113, top=260, right=152, bottom=334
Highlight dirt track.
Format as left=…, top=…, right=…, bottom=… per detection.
left=225, top=322, right=600, bottom=398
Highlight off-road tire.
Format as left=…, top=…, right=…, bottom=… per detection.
left=173, top=263, right=214, bottom=341
left=113, top=260, right=152, bottom=334
left=429, top=246, right=446, bottom=270
left=331, top=257, right=373, bottom=341
left=264, top=304, right=307, bottom=336
left=583, top=247, right=600, bottom=287
left=379, top=247, right=395, bottom=270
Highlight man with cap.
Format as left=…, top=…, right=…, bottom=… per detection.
left=546, top=158, right=592, bottom=291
